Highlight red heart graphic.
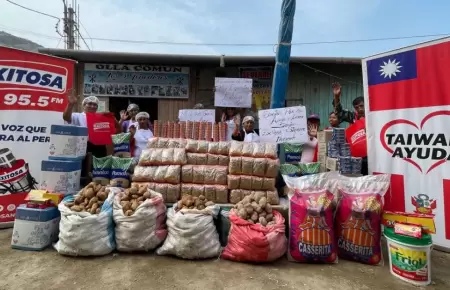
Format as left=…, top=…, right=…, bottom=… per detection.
left=380, top=110, right=450, bottom=174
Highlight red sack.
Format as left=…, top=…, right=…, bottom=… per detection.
left=221, top=210, right=287, bottom=263
left=86, top=112, right=116, bottom=145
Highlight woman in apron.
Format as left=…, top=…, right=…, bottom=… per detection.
left=232, top=116, right=260, bottom=142
left=129, top=112, right=153, bottom=163
left=221, top=108, right=241, bottom=141
left=120, top=104, right=140, bottom=132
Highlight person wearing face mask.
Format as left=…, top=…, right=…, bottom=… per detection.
left=129, top=112, right=153, bottom=162
left=232, top=116, right=260, bottom=142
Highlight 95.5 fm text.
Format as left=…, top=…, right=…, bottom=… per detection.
left=2, top=93, right=64, bottom=108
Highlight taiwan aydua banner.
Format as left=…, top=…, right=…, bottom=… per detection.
left=0, top=46, right=75, bottom=199
left=363, top=38, right=450, bottom=250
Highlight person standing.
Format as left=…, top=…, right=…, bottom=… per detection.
left=129, top=112, right=153, bottom=162
left=326, top=111, right=340, bottom=129
left=231, top=116, right=259, bottom=142
left=221, top=108, right=241, bottom=141
left=300, top=114, right=320, bottom=163
left=241, top=107, right=259, bottom=134
left=119, top=104, right=140, bottom=133
left=332, top=82, right=368, bottom=175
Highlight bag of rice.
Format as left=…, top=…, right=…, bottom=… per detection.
left=204, top=185, right=216, bottom=201
left=92, top=156, right=112, bottom=185
left=218, top=141, right=230, bottom=155
left=229, top=141, right=243, bottom=156
left=251, top=177, right=264, bottom=190
left=253, top=143, right=266, bottom=158
left=265, top=159, right=280, bottom=178
left=182, top=165, right=194, bottom=183
left=161, top=148, right=175, bottom=165
left=207, top=154, right=220, bottom=165
left=147, top=137, right=159, bottom=148
left=284, top=143, right=303, bottom=163
left=242, top=142, right=254, bottom=157
left=335, top=174, right=390, bottom=265
left=213, top=166, right=228, bottom=185
left=241, top=157, right=254, bottom=175
left=229, top=157, right=242, bottom=175
left=181, top=183, right=193, bottom=196
left=252, top=158, right=267, bottom=177
left=173, top=148, right=187, bottom=165
left=168, top=138, right=187, bottom=148
left=166, top=184, right=181, bottom=203
left=208, top=142, right=220, bottom=154
left=264, top=143, right=278, bottom=159
left=132, top=165, right=156, bottom=182
left=192, top=167, right=205, bottom=184
left=112, top=133, right=131, bottom=157
left=218, top=155, right=229, bottom=166
left=262, top=178, right=276, bottom=190
left=157, top=138, right=170, bottom=148
left=215, top=185, right=228, bottom=203
left=191, top=184, right=204, bottom=197
left=110, top=156, right=134, bottom=188
left=164, top=165, right=181, bottom=184
left=266, top=190, right=280, bottom=205
left=227, top=175, right=241, bottom=190
left=186, top=139, right=198, bottom=152
left=240, top=176, right=252, bottom=190
left=197, top=141, right=209, bottom=153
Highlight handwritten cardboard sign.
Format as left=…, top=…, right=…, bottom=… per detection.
left=178, top=109, right=215, bottom=123
left=214, top=78, right=252, bottom=108
left=258, top=106, right=308, bottom=144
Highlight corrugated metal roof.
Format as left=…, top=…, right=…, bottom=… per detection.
left=38, top=48, right=361, bottom=66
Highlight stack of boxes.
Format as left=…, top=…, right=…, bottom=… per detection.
left=324, top=128, right=363, bottom=176
left=317, top=130, right=332, bottom=172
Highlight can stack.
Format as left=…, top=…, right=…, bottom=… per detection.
left=351, top=157, right=362, bottom=174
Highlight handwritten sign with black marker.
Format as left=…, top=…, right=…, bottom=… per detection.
left=214, top=77, right=252, bottom=108
left=178, top=109, right=215, bottom=123
left=258, top=106, right=308, bottom=144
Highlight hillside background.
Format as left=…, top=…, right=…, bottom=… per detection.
left=0, top=31, right=44, bottom=51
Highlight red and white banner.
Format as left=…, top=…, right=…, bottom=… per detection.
left=363, top=38, right=450, bottom=250
left=0, top=46, right=75, bottom=224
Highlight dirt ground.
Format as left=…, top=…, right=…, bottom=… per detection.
left=0, top=229, right=449, bottom=290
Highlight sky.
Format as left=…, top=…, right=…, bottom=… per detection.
left=1, top=0, right=450, bottom=57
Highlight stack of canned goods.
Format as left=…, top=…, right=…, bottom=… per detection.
left=327, top=140, right=339, bottom=158
left=351, top=157, right=362, bottom=174
left=338, top=156, right=352, bottom=174
left=331, top=128, right=346, bottom=144
left=339, top=143, right=351, bottom=157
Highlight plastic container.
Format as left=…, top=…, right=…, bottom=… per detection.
left=384, top=227, right=432, bottom=286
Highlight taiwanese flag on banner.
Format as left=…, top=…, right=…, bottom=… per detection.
left=367, top=41, right=450, bottom=111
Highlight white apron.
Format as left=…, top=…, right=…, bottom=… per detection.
left=226, top=120, right=236, bottom=141
left=133, top=129, right=153, bottom=161
left=243, top=130, right=260, bottom=143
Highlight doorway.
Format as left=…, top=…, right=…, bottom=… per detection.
left=109, top=97, right=158, bottom=122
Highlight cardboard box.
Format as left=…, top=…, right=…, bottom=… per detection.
left=326, top=157, right=338, bottom=171
left=318, top=130, right=332, bottom=144
left=318, top=142, right=327, bottom=155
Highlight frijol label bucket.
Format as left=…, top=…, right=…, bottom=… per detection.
left=384, top=227, right=432, bottom=286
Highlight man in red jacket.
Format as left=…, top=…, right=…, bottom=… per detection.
left=332, top=83, right=368, bottom=175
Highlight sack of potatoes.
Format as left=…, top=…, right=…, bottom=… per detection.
left=176, top=194, right=215, bottom=211
left=64, top=182, right=110, bottom=214
left=119, top=183, right=154, bottom=216
left=232, top=192, right=275, bottom=226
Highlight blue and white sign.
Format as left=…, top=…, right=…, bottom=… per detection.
left=83, top=63, right=190, bottom=99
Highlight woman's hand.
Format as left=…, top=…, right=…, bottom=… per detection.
left=67, top=88, right=78, bottom=105
left=221, top=112, right=226, bottom=123
left=234, top=114, right=241, bottom=126
left=120, top=110, right=129, bottom=121
left=332, top=82, right=341, bottom=104
left=308, top=123, right=318, bottom=138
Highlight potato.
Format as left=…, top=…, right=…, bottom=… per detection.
left=266, top=213, right=273, bottom=222
left=79, top=204, right=86, bottom=210
left=131, top=201, right=139, bottom=211
left=186, top=199, right=194, bottom=207
left=121, top=195, right=130, bottom=202
left=251, top=201, right=258, bottom=209
left=87, top=182, right=95, bottom=188
left=71, top=205, right=81, bottom=212
left=143, top=192, right=151, bottom=199
left=120, top=201, right=128, bottom=207
left=259, top=216, right=268, bottom=226
left=259, top=211, right=267, bottom=218
left=125, top=210, right=134, bottom=216
left=242, top=196, right=251, bottom=204
left=254, top=191, right=265, bottom=203
left=129, top=187, right=138, bottom=195
left=65, top=202, right=74, bottom=208
left=89, top=207, right=97, bottom=214
left=131, top=194, right=139, bottom=199
left=255, top=206, right=263, bottom=213
left=137, top=196, right=144, bottom=202
left=138, top=187, right=147, bottom=195
left=265, top=204, right=273, bottom=213
left=96, top=208, right=101, bottom=214
left=245, top=206, right=254, bottom=215
left=199, top=195, right=205, bottom=200
left=84, top=198, right=89, bottom=205
left=74, top=196, right=84, bottom=205
left=105, top=188, right=110, bottom=194
left=84, top=188, right=95, bottom=199
left=122, top=201, right=131, bottom=211
left=205, top=201, right=214, bottom=207
left=259, top=197, right=267, bottom=207
left=251, top=212, right=258, bottom=222
left=177, top=200, right=183, bottom=210
left=96, top=191, right=108, bottom=201
left=197, top=205, right=205, bottom=210
left=91, top=203, right=99, bottom=212
left=267, top=221, right=276, bottom=226
left=95, top=183, right=102, bottom=192
left=87, top=197, right=98, bottom=208
left=194, top=199, right=202, bottom=207
left=238, top=208, right=247, bottom=219
left=237, top=203, right=244, bottom=210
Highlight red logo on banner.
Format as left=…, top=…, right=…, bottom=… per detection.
left=380, top=110, right=450, bottom=174
left=411, top=194, right=437, bottom=214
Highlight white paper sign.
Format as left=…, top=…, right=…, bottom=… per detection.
left=258, top=106, right=308, bottom=144
left=214, top=78, right=252, bottom=108
left=178, top=109, right=215, bottom=123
